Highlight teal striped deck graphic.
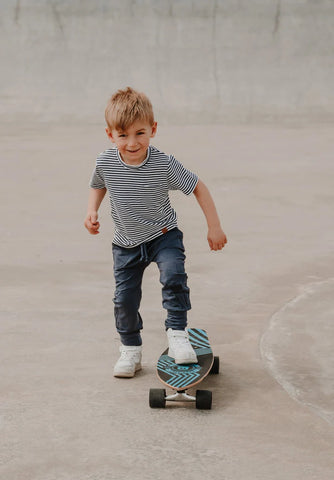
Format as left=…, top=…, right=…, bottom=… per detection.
left=188, top=328, right=210, bottom=349
left=157, top=355, right=202, bottom=388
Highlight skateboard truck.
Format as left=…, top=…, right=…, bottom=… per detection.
left=149, top=387, right=214, bottom=409
left=165, top=391, right=196, bottom=403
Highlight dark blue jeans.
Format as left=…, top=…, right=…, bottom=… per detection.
left=112, top=228, right=191, bottom=346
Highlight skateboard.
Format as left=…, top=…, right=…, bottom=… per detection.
left=149, top=328, right=219, bottom=409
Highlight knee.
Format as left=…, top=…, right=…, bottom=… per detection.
left=160, top=270, right=189, bottom=293
left=161, top=273, right=191, bottom=311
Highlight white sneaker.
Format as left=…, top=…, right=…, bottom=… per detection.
left=113, top=345, right=142, bottom=378
left=167, top=329, right=198, bottom=364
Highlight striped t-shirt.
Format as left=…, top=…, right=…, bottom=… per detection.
left=90, top=145, right=199, bottom=247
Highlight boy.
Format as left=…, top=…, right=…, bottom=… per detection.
left=84, top=87, right=227, bottom=378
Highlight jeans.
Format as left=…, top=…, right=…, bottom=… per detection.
left=112, top=228, right=191, bottom=346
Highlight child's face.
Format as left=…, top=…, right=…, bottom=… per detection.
left=106, top=119, right=157, bottom=166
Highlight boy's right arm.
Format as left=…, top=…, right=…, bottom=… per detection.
left=84, top=187, right=107, bottom=235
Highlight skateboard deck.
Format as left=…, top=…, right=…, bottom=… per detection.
left=150, top=328, right=219, bottom=409
left=157, top=328, right=213, bottom=391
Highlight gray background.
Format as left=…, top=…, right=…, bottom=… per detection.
left=1, top=0, right=334, bottom=123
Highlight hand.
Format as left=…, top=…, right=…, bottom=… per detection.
left=207, top=226, right=227, bottom=251
left=84, top=211, right=100, bottom=235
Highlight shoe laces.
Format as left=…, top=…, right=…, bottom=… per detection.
left=120, top=347, right=140, bottom=360
left=170, top=331, right=190, bottom=347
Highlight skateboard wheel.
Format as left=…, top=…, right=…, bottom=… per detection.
left=196, top=390, right=212, bottom=410
left=149, top=388, right=166, bottom=408
left=210, top=356, right=220, bottom=374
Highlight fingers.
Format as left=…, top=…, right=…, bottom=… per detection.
left=210, top=243, right=225, bottom=251
left=88, top=223, right=100, bottom=235
left=209, top=236, right=228, bottom=251
left=84, top=214, right=100, bottom=235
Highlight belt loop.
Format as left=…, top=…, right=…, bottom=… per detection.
left=140, top=243, right=148, bottom=263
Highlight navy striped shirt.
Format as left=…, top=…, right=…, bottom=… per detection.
left=90, top=145, right=199, bottom=247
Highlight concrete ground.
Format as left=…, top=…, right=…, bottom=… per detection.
left=1, top=122, right=333, bottom=479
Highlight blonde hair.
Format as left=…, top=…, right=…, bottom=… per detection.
left=105, top=87, right=155, bottom=131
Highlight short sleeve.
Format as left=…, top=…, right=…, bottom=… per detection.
left=167, top=155, right=199, bottom=195
left=89, top=165, right=106, bottom=189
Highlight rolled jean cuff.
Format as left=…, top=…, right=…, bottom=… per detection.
left=165, top=310, right=188, bottom=331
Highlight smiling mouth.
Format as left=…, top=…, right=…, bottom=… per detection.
left=127, top=149, right=140, bottom=153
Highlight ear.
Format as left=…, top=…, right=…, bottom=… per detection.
left=150, top=122, right=158, bottom=138
left=105, top=127, right=114, bottom=142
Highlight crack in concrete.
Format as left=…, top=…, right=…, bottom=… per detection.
left=50, top=1, right=65, bottom=36
left=212, top=0, right=220, bottom=102
left=273, top=0, right=281, bottom=36
left=14, top=0, right=21, bottom=25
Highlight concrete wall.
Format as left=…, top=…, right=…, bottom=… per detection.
left=1, top=0, right=334, bottom=124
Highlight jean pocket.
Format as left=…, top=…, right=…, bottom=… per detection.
left=112, top=244, right=140, bottom=270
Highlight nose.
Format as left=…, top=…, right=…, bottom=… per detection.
left=128, top=136, right=138, bottom=147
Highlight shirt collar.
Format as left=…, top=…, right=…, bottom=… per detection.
left=116, top=146, right=151, bottom=169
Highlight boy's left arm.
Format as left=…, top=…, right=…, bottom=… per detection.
left=193, top=179, right=227, bottom=251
